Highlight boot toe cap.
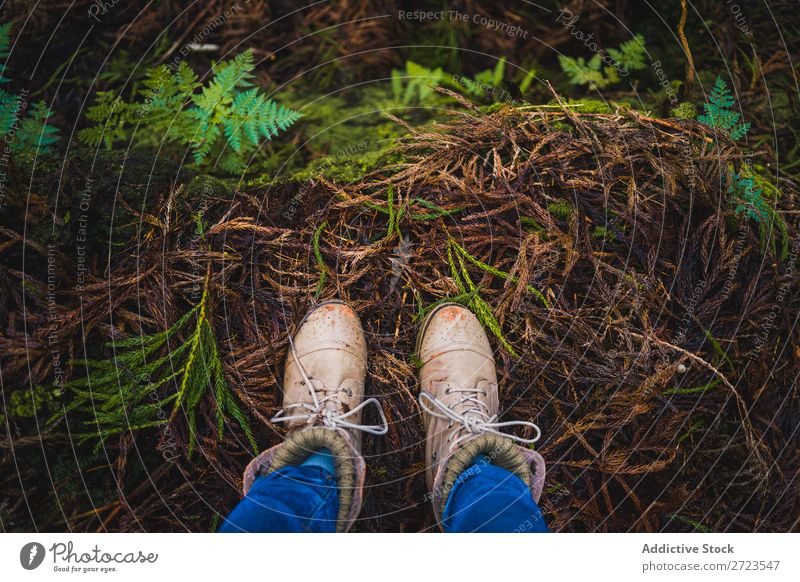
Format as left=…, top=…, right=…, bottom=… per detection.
left=293, top=301, right=367, bottom=361
left=418, top=304, right=493, bottom=363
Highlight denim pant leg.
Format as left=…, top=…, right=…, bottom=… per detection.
left=442, top=454, right=550, bottom=533
left=219, top=450, right=339, bottom=533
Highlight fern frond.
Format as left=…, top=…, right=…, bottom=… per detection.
left=559, top=35, right=646, bottom=89
left=392, top=61, right=445, bottom=105
left=0, top=22, right=12, bottom=84
left=0, top=88, right=20, bottom=135
left=78, top=91, right=129, bottom=149
left=79, top=48, right=298, bottom=170
left=730, top=172, right=766, bottom=222
left=223, top=88, right=302, bottom=155
left=698, top=76, right=750, bottom=140
left=0, top=22, right=11, bottom=58
left=11, top=101, right=59, bottom=155
left=0, top=22, right=59, bottom=156
left=471, top=59, right=506, bottom=94
left=728, top=171, right=788, bottom=258
left=607, top=34, right=647, bottom=71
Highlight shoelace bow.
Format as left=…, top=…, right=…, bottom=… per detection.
left=419, top=385, right=541, bottom=449
left=271, top=336, right=389, bottom=436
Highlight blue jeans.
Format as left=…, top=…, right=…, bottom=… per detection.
left=219, top=452, right=549, bottom=533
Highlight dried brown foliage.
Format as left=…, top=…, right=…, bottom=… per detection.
left=3, top=102, right=798, bottom=532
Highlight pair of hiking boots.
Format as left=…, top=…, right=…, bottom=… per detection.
left=241, top=300, right=545, bottom=531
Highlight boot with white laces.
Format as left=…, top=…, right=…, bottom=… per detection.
left=241, top=300, right=387, bottom=532
left=416, top=303, right=546, bottom=523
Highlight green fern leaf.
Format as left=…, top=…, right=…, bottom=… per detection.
left=559, top=55, right=608, bottom=89
left=0, top=22, right=12, bottom=84
left=730, top=173, right=766, bottom=222
left=0, top=23, right=59, bottom=156
left=607, top=34, right=647, bottom=71
left=0, top=88, right=20, bottom=135
left=11, top=101, right=59, bottom=155
left=79, top=48, right=297, bottom=171
left=698, top=76, right=750, bottom=140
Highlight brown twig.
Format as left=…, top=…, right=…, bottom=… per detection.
left=678, top=0, right=695, bottom=98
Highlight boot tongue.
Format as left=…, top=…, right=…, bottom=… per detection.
left=432, top=379, right=488, bottom=420
left=307, top=378, right=338, bottom=413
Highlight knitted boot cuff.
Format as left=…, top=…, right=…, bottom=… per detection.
left=435, top=433, right=531, bottom=517
left=268, top=427, right=358, bottom=531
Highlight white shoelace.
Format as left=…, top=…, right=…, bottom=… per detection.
left=271, top=336, right=389, bottom=436
left=419, top=386, right=541, bottom=448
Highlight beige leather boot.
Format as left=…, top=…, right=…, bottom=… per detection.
left=417, top=303, right=546, bottom=523
left=241, top=300, right=387, bottom=532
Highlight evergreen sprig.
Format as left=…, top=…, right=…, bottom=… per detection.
left=313, top=221, right=329, bottom=299
left=60, top=272, right=256, bottom=455
left=446, top=238, right=519, bottom=357
left=450, top=239, right=549, bottom=308
left=12, top=101, right=59, bottom=154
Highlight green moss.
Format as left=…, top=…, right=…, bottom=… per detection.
left=481, top=102, right=510, bottom=115
left=550, top=119, right=573, bottom=133
left=6, top=385, right=60, bottom=418
left=566, top=98, right=614, bottom=114
left=671, top=101, right=696, bottom=120
left=185, top=174, right=233, bottom=201
left=289, top=145, right=399, bottom=184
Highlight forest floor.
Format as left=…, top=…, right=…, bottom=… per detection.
left=1, top=1, right=799, bottom=532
